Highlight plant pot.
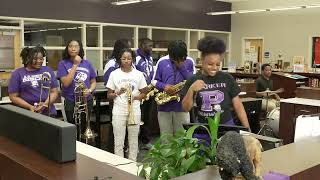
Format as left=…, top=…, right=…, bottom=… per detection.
left=172, top=165, right=222, bottom=180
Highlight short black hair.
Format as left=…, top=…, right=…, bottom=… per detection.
left=111, top=39, right=131, bottom=64
left=197, top=36, right=226, bottom=57
left=63, top=40, right=84, bottom=60
left=117, top=48, right=136, bottom=67
left=20, top=45, right=47, bottom=67
left=139, top=38, right=152, bottom=48
left=261, top=63, right=271, bottom=71
left=168, top=40, right=187, bottom=61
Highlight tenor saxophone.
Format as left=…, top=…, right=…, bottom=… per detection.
left=141, top=84, right=158, bottom=104
left=155, top=80, right=186, bottom=105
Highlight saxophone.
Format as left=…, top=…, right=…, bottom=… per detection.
left=125, top=83, right=136, bottom=126
left=141, top=84, right=158, bottom=104
left=155, top=80, right=186, bottom=105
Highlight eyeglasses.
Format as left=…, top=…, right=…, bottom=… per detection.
left=68, top=45, right=80, bottom=49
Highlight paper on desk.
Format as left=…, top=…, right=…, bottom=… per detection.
left=294, top=115, right=320, bottom=142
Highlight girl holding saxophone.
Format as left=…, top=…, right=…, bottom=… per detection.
left=106, top=48, right=147, bottom=161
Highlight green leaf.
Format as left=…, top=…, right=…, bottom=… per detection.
left=181, top=155, right=196, bottom=172
left=160, top=148, right=171, bottom=157
left=150, top=167, right=161, bottom=180
left=179, top=148, right=187, bottom=158
left=186, top=125, right=200, bottom=138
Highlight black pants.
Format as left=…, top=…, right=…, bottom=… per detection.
left=139, top=98, right=152, bottom=144
left=64, top=99, right=93, bottom=141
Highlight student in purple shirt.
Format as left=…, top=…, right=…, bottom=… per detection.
left=135, top=38, right=154, bottom=149
left=8, top=46, right=59, bottom=117
left=57, top=40, right=97, bottom=138
left=103, top=39, right=131, bottom=84
left=152, top=40, right=195, bottom=136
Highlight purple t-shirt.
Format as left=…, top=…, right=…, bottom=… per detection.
left=57, top=59, right=97, bottom=102
left=8, top=66, right=59, bottom=116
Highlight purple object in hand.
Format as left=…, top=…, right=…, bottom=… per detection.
left=263, top=172, right=290, bottom=180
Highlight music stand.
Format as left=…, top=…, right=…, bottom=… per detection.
left=258, top=89, right=275, bottom=136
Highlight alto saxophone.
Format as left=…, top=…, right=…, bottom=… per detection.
left=125, top=83, right=137, bottom=126
left=155, top=80, right=186, bottom=105
left=141, top=84, right=158, bottom=104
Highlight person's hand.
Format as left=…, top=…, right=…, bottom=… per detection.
left=277, top=88, right=284, bottom=93
left=34, top=102, right=47, bottom=113
left=190, top=80, right=205, bottom=92
left=174, top=60, right=185, bottom=69
left=164, top=85, right=176, bottom=95
left=83, top=89, right=92, bottom=97
left=73, top=55, right=82, bottom=65
left=116, top=87, right=127, bottom=96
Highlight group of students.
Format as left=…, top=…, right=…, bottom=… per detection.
left=8, top=36, right=252, bottom=162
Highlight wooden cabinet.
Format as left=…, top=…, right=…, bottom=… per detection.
left=279, top=98, right=320, bottom=145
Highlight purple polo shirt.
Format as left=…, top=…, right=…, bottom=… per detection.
left=57, top=59, right=97, bottom=102
left=8, top=66, right=59, bottom=116
left=152, top=55, right=195, bottom=112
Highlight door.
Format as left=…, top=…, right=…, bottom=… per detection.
left=243, top=38, right=263, bottom=63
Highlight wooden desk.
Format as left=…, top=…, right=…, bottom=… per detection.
left=279, top=98, right=320, bottom=144
left=0, top=136, right=142, bottom=180
left=262, top=137, right=320, bottom=179
left=174, top=136, right=320, bottom=180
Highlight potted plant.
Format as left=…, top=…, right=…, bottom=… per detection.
left=138, top=111, right=221, bottom=180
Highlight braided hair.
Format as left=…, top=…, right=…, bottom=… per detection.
left=20, top=45, right=47, bottom=67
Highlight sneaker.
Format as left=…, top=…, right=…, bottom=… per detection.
left=140, top=143, right=153, bottom=150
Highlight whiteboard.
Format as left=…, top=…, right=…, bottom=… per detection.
left=0, top=34, right=15, bottom=69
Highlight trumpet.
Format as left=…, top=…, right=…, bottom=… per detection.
left=125, top=83, right=137, bottom=126
left=37, top=72, right=51, bottom=116
left=73, top=80, right=97, bottom=142
left=141, top=84, right=158, bottom=104
left=155, top=80, right=186, bottom=105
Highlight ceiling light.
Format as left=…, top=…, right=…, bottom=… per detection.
left=111, top=0, right=151, bottom=5
left=305, top=4, right=320, bottom=8
left=238, top=9, right=266, bottom=14
left=206, top=4, right=320, bottom=16
left=206, top=11, right=236, bottom=15
left=269, top=6, right=302, bottom=11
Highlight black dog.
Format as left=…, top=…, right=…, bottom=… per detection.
left=216, top=131, right=261, bottom=180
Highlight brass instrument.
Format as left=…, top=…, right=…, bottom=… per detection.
left=141, top=84, right=158, bottom=104
left=73, top=80, right=97, bottom=142
left=38, top=72, right=51, bottom=116
left=125, top=83, right=137, bottom=126
left=155, top=80, right=186, bottom=105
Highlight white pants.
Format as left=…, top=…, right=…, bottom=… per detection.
left=158, top=111, right=190, bottom=136
left=112, top=115, right=140, bottom=161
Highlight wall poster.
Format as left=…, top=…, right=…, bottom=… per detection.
left=312, top=37, right=320, bottom=67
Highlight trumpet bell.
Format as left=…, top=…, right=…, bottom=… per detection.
left=81, top=127, right=97, bottom=139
